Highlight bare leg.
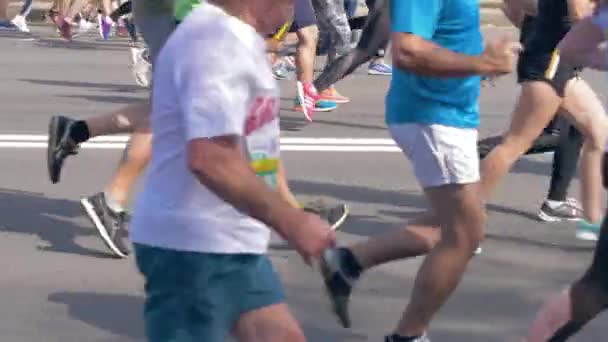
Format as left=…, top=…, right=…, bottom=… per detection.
left=295, top=25, right=318, bottom=83
left=395, top=183, right=485, bottom=336
left=0, top=0, right=8, bottom=20
left=276, top=161, right=301, bottom=208
left=350, top=214, right=441, bottom=269
left=526, top=210, right=608, bottom=341
left=559, top=78, right=608, bottom=223
left=105, top=127, right=151, bottom=208
left=480, top=81, right=561, bottom=200
left=85, top=101, right=150, bottom=138
left=233, top=303, right=306, bottom=342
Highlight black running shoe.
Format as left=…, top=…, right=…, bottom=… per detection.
left=303, top=200, right=349, bottom=231
left=319, top=248, right=358, bottom=328
left=47, top=115, right=79, bottom=183
left=81, top=192, right=130, bottom=258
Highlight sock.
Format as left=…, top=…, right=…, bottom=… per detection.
left=69, top=120, right=90, bottom=144
left=338, top=247, right=363, bottom=279
left=546, top=199, right=565, bottom=209
left=385, top=334, right=423, bottom=342
left=103, top=191, right=125, bottom=213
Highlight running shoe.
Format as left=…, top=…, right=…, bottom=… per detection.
left=54, top=15, right=73, bottom=41
left=294, top=82, right=337, bottom=121
left=384, top=334, right=431, bottom=342
left=10, top=15, right=29, bottom=33
left=368, top=62, right=392, bottom=76
left=75, top=19, right=95, bottom=35
left=320, top=86, right=350, bottom=104
left=130, top=47, right=152, bottom=88
left=284, top=56, right=296, bottom=72
left=576, top=219, right=601, bottom=241
left=303, top=200, right=349, bottom=231
left=386, top=335, right=430, bottom=342
left=272, top=60, right=289, bottom=80
left=116, top=20, right=129, bottom=37
left=97, top=14, right=114, bottom=40
left=47, top=116, right=79, bottom=184
left=81, top=192, right=130, bottom=258
left=537, top=198, right=583, bottom=222
left=319, top=248, right=358, bottom=328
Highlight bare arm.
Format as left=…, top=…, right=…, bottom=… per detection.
left=568, top=0, right=595, bottom=22
left=188, top=136, right=299, bottom=240
left=391, top=32, right=507, bottom=78
left=559, top=14, right=608, bottom=70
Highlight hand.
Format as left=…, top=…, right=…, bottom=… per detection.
left=479, top=37, right=522, bottom=77
left=282, top=211, right=336, bottom=265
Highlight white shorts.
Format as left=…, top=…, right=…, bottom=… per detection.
left=389, top=123, right=480, bottom=188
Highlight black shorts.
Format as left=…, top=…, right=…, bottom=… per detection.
left=290, top=0, right=317, bottom=32
left=517, top=50, right=579, bottom=97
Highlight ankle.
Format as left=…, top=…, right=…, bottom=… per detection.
left=69, top=120, right=90, bottom=144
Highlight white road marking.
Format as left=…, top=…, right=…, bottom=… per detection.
left=0, top=134, right=402, bottom=152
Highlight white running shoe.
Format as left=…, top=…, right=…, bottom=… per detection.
left=11, top=15, right=29, bottom=33
left=130, top=47, right=152, bottom=88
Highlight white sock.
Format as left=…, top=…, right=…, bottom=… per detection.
left=104, top=191, right=125, bottom=213
left=545, top=199, right=565, bottom=209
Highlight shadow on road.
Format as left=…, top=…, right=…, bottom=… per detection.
left=35, top=38, right=131, bottom=51
left=290, top=179, right=426, bottom=208
left=21, top=78, right=143, bottom=93
left=59, top=94, right=143, bottom=105
left=49, top=292, right=144, bottom=341
left=0, top=188, right=112, bottom=258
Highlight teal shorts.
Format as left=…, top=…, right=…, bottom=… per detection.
left=134, top=244, right=285, bottom=342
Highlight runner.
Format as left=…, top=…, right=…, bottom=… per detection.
left=291, top=0, right=339, bottom=120
left=319, top=1, right=518, bottom=341
left=10, top=0, right=33, bottom=32
left=47, top=0, right=348, bottom=258
left=478, top=1, right=585, bottom=223
left=525, top=6, right=608, bottom=340
left=313, top=0, right=390, bottom=93
left=479, top=0, right=607, bottom=240
left=130, top=2, right=336, bottom=341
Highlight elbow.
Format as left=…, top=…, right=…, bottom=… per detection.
left=392, top=46, right=424, bottom=72
left=187, top=147, right=223, bottom=184
left=188, top=152, right=211, bottom=181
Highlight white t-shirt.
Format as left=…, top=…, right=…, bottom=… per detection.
left=130, top=2, right=280, bottom=254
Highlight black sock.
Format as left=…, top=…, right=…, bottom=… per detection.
left=385, top=334, right=422, bottom=342
left=69, top=120, right=90, bottom=144
left=338, top=247, right=363, bottom=279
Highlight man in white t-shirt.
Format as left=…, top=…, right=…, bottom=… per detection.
left=129, top=1, right=336, bottom=341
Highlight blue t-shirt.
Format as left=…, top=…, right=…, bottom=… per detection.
left=386, top=0, right=483, bottom=128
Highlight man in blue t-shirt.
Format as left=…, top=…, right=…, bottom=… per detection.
left=319, top=1, right=520, bottom=341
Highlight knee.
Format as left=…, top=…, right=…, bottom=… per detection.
left=272, top=323, right=306, bottom=342
left=584, top=127, right=608, bottom=152
left=297, top=26, right=319, bottom=50
left=445, top=206, right=486, bottom=254
left=501, top=134, right=534, bottom=157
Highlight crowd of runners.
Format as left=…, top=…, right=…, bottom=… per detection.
left=2, top=0, right=608, bottom=340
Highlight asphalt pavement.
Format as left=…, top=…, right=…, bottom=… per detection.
left=0, top=24, right=607, bottom=342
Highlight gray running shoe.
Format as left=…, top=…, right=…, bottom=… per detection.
left=537, top=198, right=583, bottom=222
left=303, top=200, right=349, bottom=231
left=81, top=192, right=130, bottom=258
